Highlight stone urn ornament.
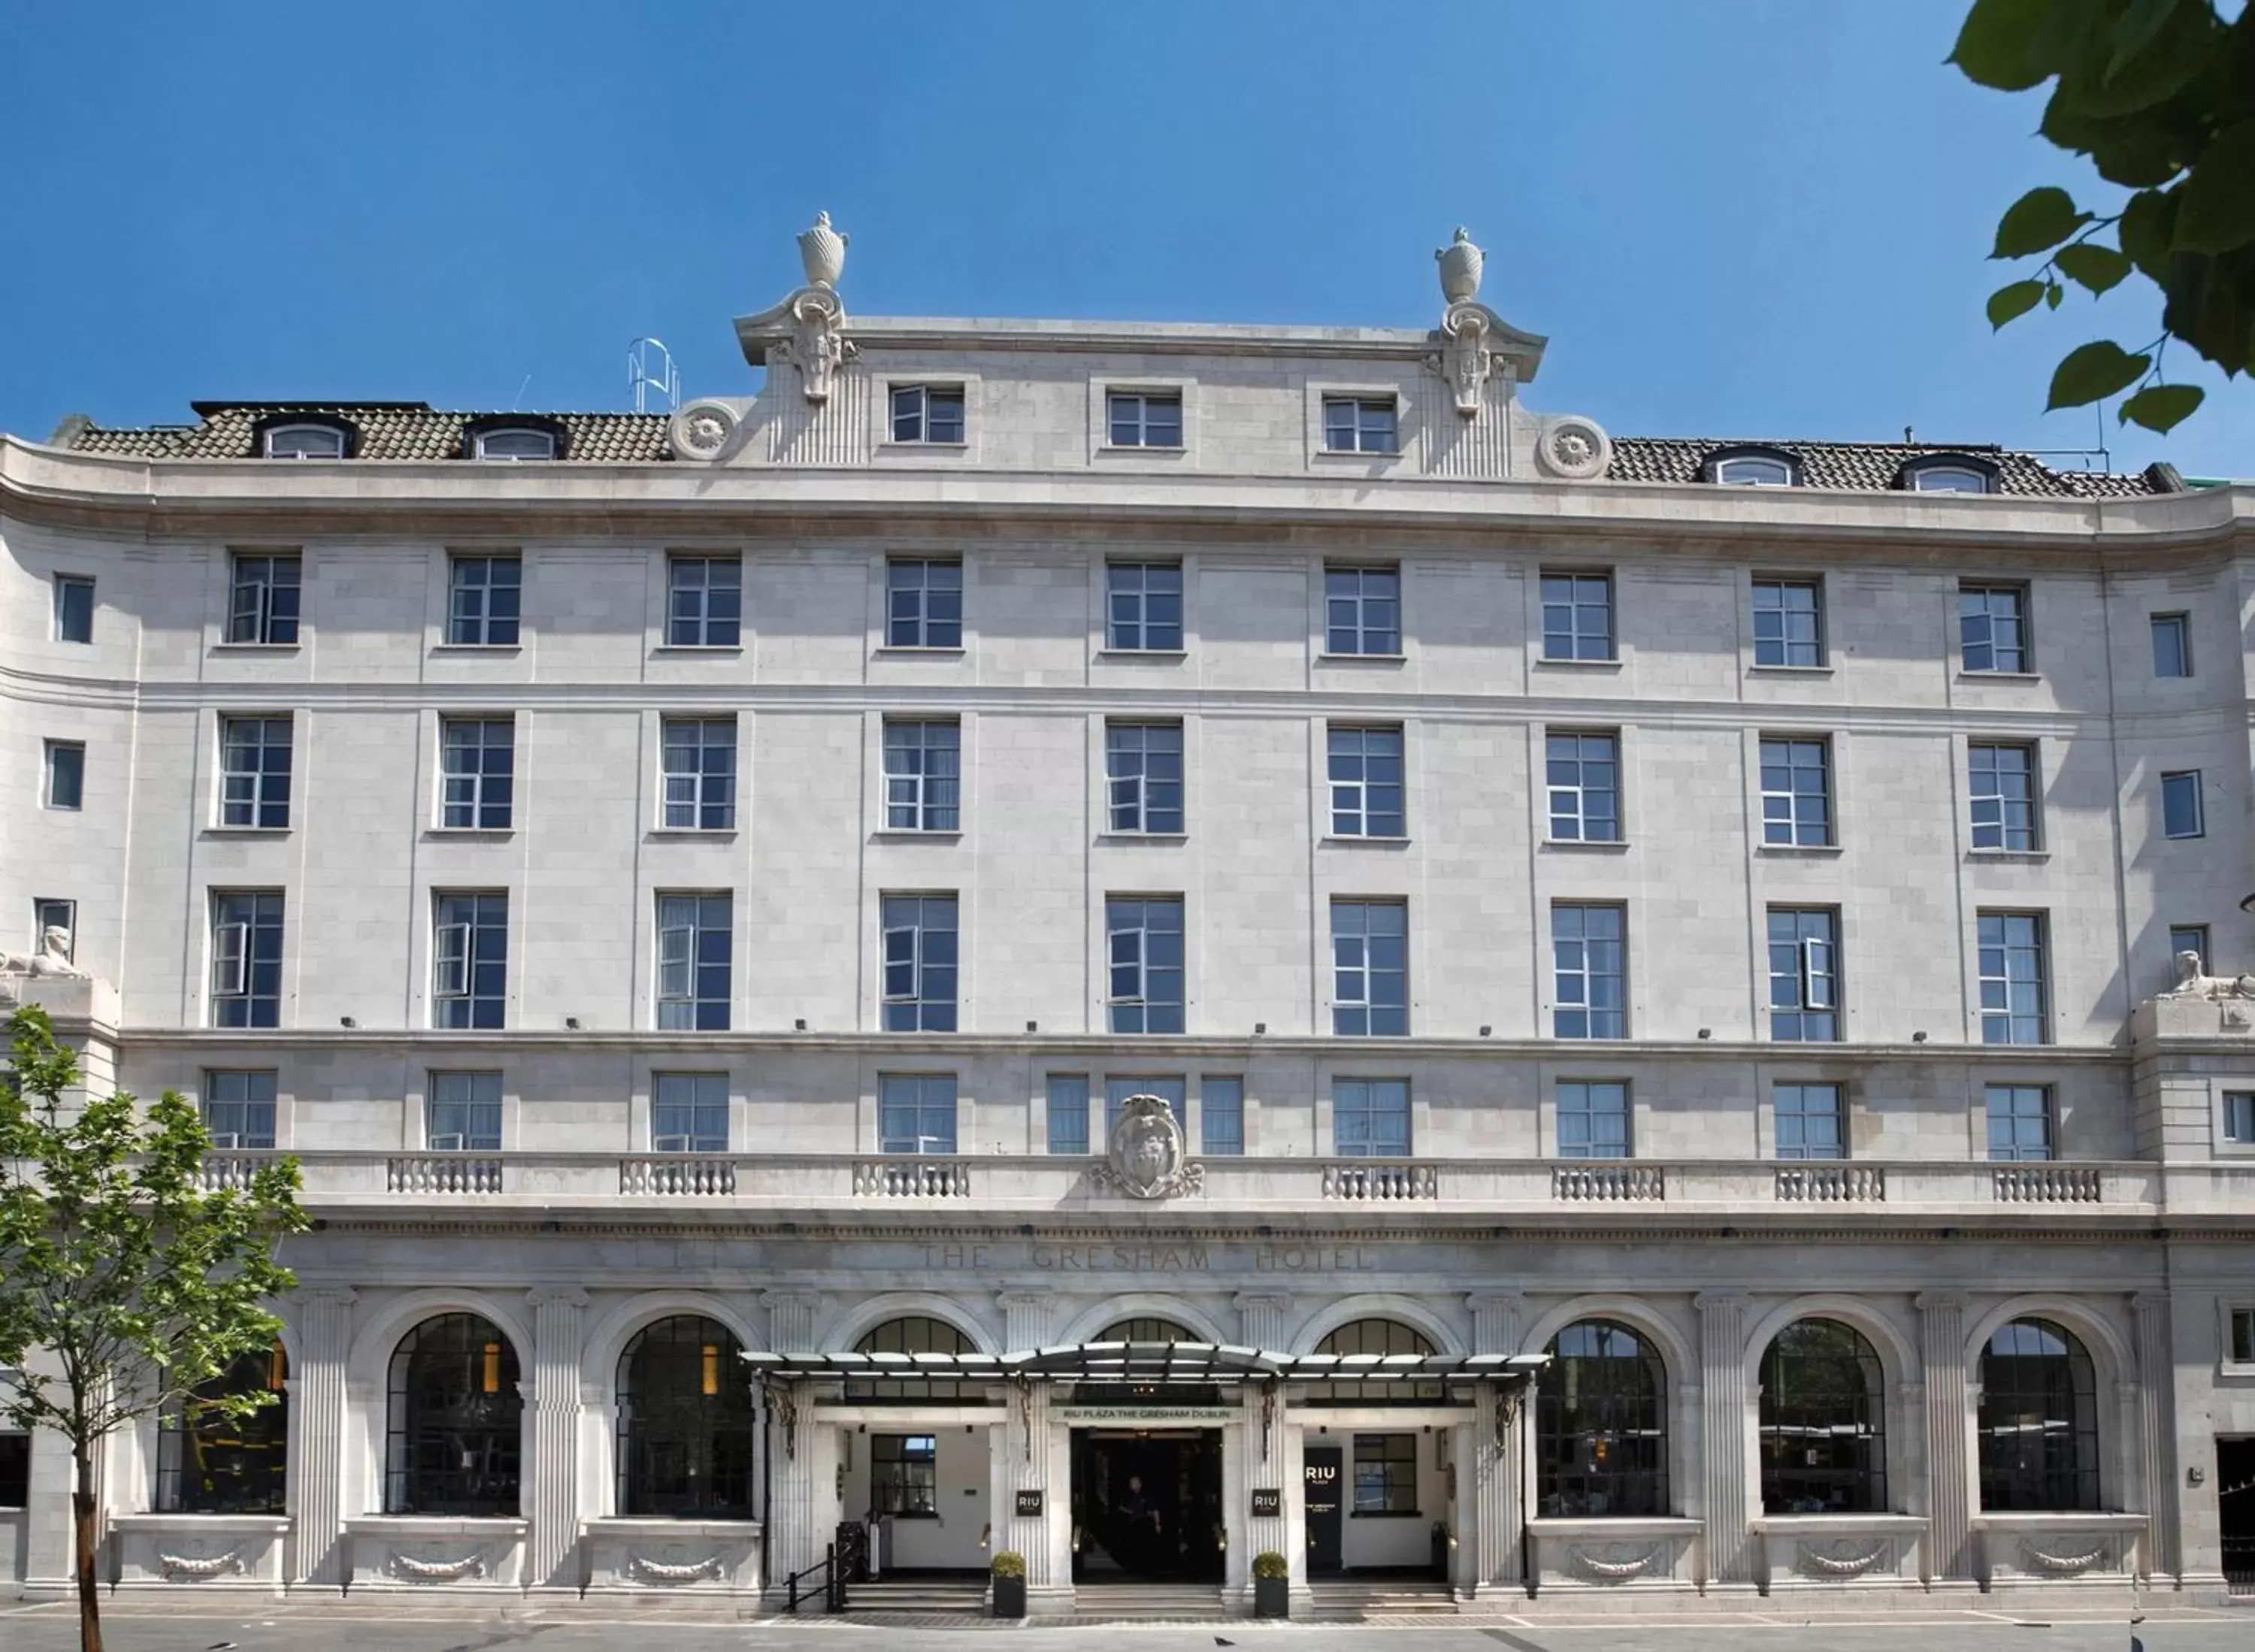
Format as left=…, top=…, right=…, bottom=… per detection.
left=1436, top=226, right=1484, bottom=304
left=798, top=211, right=848, bottom=289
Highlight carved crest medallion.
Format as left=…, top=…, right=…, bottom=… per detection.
left=1091, top=1093, right=1203, bottom=1200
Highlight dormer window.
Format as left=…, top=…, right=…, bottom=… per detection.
left=1712, top=454, right=1796, bottom=486
left=474, top=427, right=556, bottom=461
left=1900, top=456, right=1997, bottom=495
left=891, top=385, right=965, bottom=445
left=262, top=422, right=347, bottom=460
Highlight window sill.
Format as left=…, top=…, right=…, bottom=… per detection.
left=204, top=826, right=291, bottom=838
left=1097, top=649, right=1188, bottom=661
left=1317, top=652, right=1406, bottom=664
left=1748, top=664, right=1834, bottom=676
left=873, top=646, right=967, bottom=658
left=426, top=828, right=516, bottom=840
left=210, top=643, right=301, bottom=654
left=1533, top=655, right=1623, bottom=670
left=1956, top=670, right=2043, bottom=683
left=2221, top=1361, right=2255, bottom=1379
left=430, top=643, right=523, bottom=655
left=1347, top=1509, right=1424, bottom=1520
left=870, top=829, right=965, bottom=842
left=1314, top=447, right=1402, bottom=460
left=1756, top=843, right=1843, bottom=857
left=1097, top=443, right=1187, bottom=456
left=1321, top=834, right=1410, bottom=848
left=650, top=645, right=745, bottom=655
left=647, top=828, right=740, bottom=840
left=1966, top=849, right=2050, bottom=862
left=878, top=441, right=970, bottom=452
left=1098, top=832, right=1188, bottom=844
left=1544, top=837, right=1629, bottom=852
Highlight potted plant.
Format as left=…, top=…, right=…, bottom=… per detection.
left=1252, top=1549, right=1289, bottom=1619
left=991, top=1550, right=1027, bottom=1619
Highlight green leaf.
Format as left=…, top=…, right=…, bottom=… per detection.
left=1949, top=0, right=2058, bottom=90
left=2047, top=339, right=2151, bottom=408
left=2054, top=0, right=2218, bottom=118
left=1987, top=279, right=2049, bottom=327
left=2106, top=0, right=2183, bottom=82
left=2119, top=187, right=2181, bottom=279
left=1993, top=186, right=2089, bottom=258
left=2055, top=241, right=2133, bottom=293
left=2118, top=383, right=2205, bottom=432
left=2174, top=121, right=2255, bottom=255
left=2046, top=281, right=2065, bottom=308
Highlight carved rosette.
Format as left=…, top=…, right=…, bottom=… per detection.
left=1088, top=1093, right=1203, bottom=1200
left=1537, top=416, right=1613, bottom=481
left=668, top=400, right=739, bottom=462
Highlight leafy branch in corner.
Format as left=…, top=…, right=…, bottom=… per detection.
left=1954, top=0, right=2253, bottom=434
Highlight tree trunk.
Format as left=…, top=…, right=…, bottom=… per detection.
left=71, top=1438, right=102, bottom=1652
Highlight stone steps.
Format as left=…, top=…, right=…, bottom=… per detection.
left=1072, top=1581, right=1229, bottom=1619
left=844, top=1577, right=988, bottom=1614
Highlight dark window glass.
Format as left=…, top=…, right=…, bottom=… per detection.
left=0, top=1433, right=27, bottom=1508
left=617, top=1315, right=755, bottom=1516
left=1108, top=392, right=1183, bottom=449
left=1324, top=567, right=1400, bottom=655
left=886, top=558, right=964, bottom=648
left=1107, top=722, right=1185, bottom=833
left=870, top=1433, right=939, bottom=1514
left=1546, top=732, right=1619, bottom=842
left=1552, top=903, right=1626, bottom=1039
left=45, top=741, right=84, bottom=811
left=1960, top=583, right=2029, bottom=673
left=1767, top=908, right=1839, bottom=1041
left=655, top=893, right=731, bottom=1031
left=1977, top=1318, right=2099, bottom=1511
left=1774, top=1083, right=1845, bottom=1160
left=227, top=554, right=301, bottom=645
left=1314, top=1318, right=1440, bottom=1403
left=1541, top=573, right=1615, bottom=661
left=2169, top=924, right=2211, bottom=974
left=385, top=1315, right=522, bottom=1515
left=1969, top=743, right=2039, bottom=851
left=890, top=386, right=965, bottom=445
left=156, top=1345, right=288, bottom=1513
left=2151, top=613, right=2191, bottom=678
left=883, top=719, right=961, bottom=830
left=1332, top=900, right=1408, bottom=1036
left=1333, top=1078, right=1410, bottom=1157
left=1556, top=1080, right=1628, bottom=1158
left=1202, top=1076, right=1244, bottom=1156
left=219, top=716, right=292, bottom=828
left=54, top=576, right=94, bottom=644
left=1351, top=1433, right=1418, bottom=1514
left=849, top=1315, right=986, bottom=1402
left=1108, top=897, right=1185, bottom=1034
left=1757, top=1319, right=1886, bottom=1514
left=1751, top=578, right=1824, bottom=667
left=666, top=556, right=742, bottom=647
left=1536, top=1320, right=1668, bottom=1517
left=1978, top=912, right=2048, bottom=1045
left=210, top=891, right=284, bottom=1028
left=440, top=718, right=513, bottom=830
left=1759, top=737, right=1833, bottom=847
left=661, top=716, right=736, bottom=831
left=1106, top=561, right=1184, bottom=650
left=428, top=1071, right=502, bottom=1151
left=448, top=556, right=521, bottom=646
left=652, top=1073, right=728, bottom=1153
left=1986, top=1084, right=2054, bottom=1161
left=881, top=895, right=958, bottom=1032
left=878, top=1075, right=957, bottom=1154
left=201, top=1070, right=277, bottom=1149
left=2163, top=770, right=2205, bottom=839
left=1329, top=727, right=1405, bottom=837
left=433, top=891, right=508, bottom=1030
left=1321, top=397, right=1397, bottom=454
left=1046, top=1075, right=1090, bottom=1155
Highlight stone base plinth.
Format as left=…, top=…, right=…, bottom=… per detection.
left=341, top=1514, right=528, bottom=1594
left=110, top=1514, right=291, bottom=1593
left=583, top=1517, right=762, bottom=1597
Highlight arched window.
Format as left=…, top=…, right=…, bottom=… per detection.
left=474, top=427, right=558, bottom=461
left=1097, top=1318, right=1197, bottom=1343
left=156, top=1344, right=288, bottom=1513
left=385, top=1314, right=522, bottom=1515
left=849, top=1315, right=985, bottom=1401
left=1978, top=1318, right=2099, bottom=1511
left=1536, top=1320, right=1668, bottom=1517
left=616, top=1315, right=756, bottom=1517
left=261, top=422, right=347, bottom=459
left=1315, top=1318, right=1441, bottom=1402
left=1758, top=1318, right=1886, bottom=1513
left=1910, top=465, right=1990, bottom=493
left=1711, top=454, right=1798, bottom=486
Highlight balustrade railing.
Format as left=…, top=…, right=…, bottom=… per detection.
left=1775, top=1165, right=1887, bottom=1203
left=1551, top=1164, right=1666, bottom=1202
left=853, top=1158, right=971, bottom=1197
left=620, top=1156, right=738, bottom=1197
left=1991, top=1164, right=2103, bottom=1203
left=386, top=1154, right=503, bottom=1195
left=1321, top=1162, right=1439, bottom=1200
left=197, top=1151, right=278, bottom=1192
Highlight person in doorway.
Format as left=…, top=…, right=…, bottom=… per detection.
left=1115, top=1472, right=1162, bottom=1571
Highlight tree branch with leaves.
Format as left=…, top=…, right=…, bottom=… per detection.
left=1954, top=0, right=2253, bottom=433
left=0, top=1006, right=306, bottom=1652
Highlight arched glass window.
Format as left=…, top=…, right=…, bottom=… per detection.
left=848, top=1315, right=988, bottom=1401
left=1097, top=1318, right=1197, bottom=1343
left=385, top=1314, right=522, bottom=1514
left=156, top=1344, right=288, bottom=1513
left=1536, top=1320, right=1668, bottom=1517
left=1978, top=1318, right=2099, bottom=1511
left=262, top=423, right=347, bottom=459
left=1715, top=455, right=1796, bottom=486
left=1315, top=1318, right=1442, bottom=1402
left=616, top=1315, right=755, bottom=1517
left=475, top=427, right=557, bottom=461
left=1758, top=1318, right=1887, bottom=1513
left=1911, top=465, right=1990, bottom=494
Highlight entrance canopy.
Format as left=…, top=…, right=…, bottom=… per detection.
left=743, top=1340, right=1548, bottom=1387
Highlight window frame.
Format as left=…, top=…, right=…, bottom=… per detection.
left=1907, top=464, right=1992, bottom=494
left=651, top=1071, right=730, bottom=1154
left=1985, top=1082, right=2055, bottom=1162
left=660, top=715, right=737, bottom=832
left=44, top=739, right=85, bottom=811
left=432, top=890, right=509, bottom=1030
left=216, top=716, right=292, bottom=830
left=2222, top=1091, right=2255, bottom=1147
left=1319, top=395, right=1400, bottom=455
left=1349, top=1431, right=1420, bottom=1515
left=877, top=1074, right=958, bottom=1156
left=1977, top=912, right=2050, bottom=1045
left=1104, top=560, right=1184, bottom=652
left=1539, top=571, right=1616, bottom=663
left=32, top=900, right=75, bottom=962
left=1106, top=390, right=1184, bottom=450
left=885, top=558, right=965, bottom=649
left=1758, top=735, right=1834, bottom=848
left=1332, top=1077, right=1411, bottom=1158
left=1709, top=451, right=1800, bottom=487
left=259, top=421, right=348, bottom=460
left=1773, top=1082, right=1847, bottom=1161
left=655, top=893, right=733, bottom=1032
left=615, top=1315, right=756, bottom=1517
left=471, top=426, right=558, bottom=461
left=1766, top=907, right=1841, bottom=1042
left=1976, top=1318, right=2100, bottom=1512
left=446, top=555, right=522, bottom=647
left=226, top=552, right=302, bottom=646
left=1968, top=741, right=2041, bottom=852
left=209, top=890, right=284, bottom=1029
left=880, top=894, right=960, bottom=1033
left=2161, top=770, right=2205, bottom=840
left=882, top=718, right=962, bottom=832
left=1751, top=576, right=1827, bottom=669
left=1201, top=1075, right=1245, bottom=1156
left=664, top=555, right=743, bottom=649
left=1106, top=720, right=1186, bottom=835
left=383, top=1314, right=522, bottom=1517
left=1106, top=895, right=1186, bottom=1035
left=155, top=1345, right=288, bottom=1514
left=2171, top=924, right=2213, bottom=976
left=1327, top=725, right=1406, bottom=840
left=427, top=1070, right=503, bottom=1153
left=201, top=1070, right=278, bottom=1151
left=888, top=384, right=967, bottom=446
left=1535, top=1319, right=1670, bottom=1519
left=1330, top=897, right=1409, bottom=1037
left=1046, top=1074, right=1091, bottom=1156
left=53, top=574, right=94, bottom=643
left=1552, top=902, right=1627, bottom=1039
left=1960, top=582, right=2032, bottom=674
left=439, top=716, right=515, bottom=831
left=1323, top=564, right=1403, bottom=658
left=2150, top=611, right=2193, bottom=679
left=1555, top=1079, right=1630, bottom=1160
left=1545, top=730, right=1621, bottom=843
left=1757, top=1318, right=1887, bottom=1514
left=869, top=1431, right=941, bottom=1516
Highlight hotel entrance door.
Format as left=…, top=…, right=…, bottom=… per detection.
left=1303, top=1444, right=1343, bottom=1574
left=1069, top=1429, right=1224, bottom=1581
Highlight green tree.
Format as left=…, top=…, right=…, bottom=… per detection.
left=1953, top=0, right=2254, bottom=433
left=0, top=1006, right=306, bottom=1652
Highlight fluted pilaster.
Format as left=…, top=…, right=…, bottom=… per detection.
left=525, top=1287, right=586, bottom=1590
left=1918, top=1292, right=1972, bottom=1583
left=288, top=1287, right=356, bottom=1588
left=998, top=1292, right=1058, bottom=1350
left=1465, top=1292, right=1523, bottom=1593
left=1235, top=1293, right=1293, bottom=1350
left=2132, top=1292, right=2178, bottom=1579
left=765, top=1381, right=824, bottom=1589
left=763, top=1290, right=824, bottom=1351
left=1003, top=1379, right=1056, bottom=1586
left=1697, top=1293, right=1752, bottom=1586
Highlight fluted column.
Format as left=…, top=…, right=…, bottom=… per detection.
left=998, top=1291, right=1058, bottom=1351
left=525, top=1287, right=587, bottom=1592
left=289, top=1287, right=356, bottom=1590
left=1917, top=1293, right=1972, bottom=1585
left=2132, top=1292, right=2179, bottom=1580
left=1236, top=1293, right=1293, bottom=1351
left=1697, top=1293, right=1753, bottom=1588
left=764, top=1381, right=823, bottom=1592
left=1465, top=1292, right=1523, bottom=1595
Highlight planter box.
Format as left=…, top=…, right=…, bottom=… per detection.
left=342, top=1515, right=528, bottom=1593
left=584, top=1517, right=763, bottom=1596
left=991, top=1574, right=1026, bottom=1617
left=110, top=1514, right=290, bottom=1593
left=1254, top=1575, right=1289, bottom=1617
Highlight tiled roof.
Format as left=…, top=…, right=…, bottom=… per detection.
left=49, top=404, right=2178, bottom=496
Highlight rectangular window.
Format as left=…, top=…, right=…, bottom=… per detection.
left=660, top=716, right=737, bottom=831
left=1351, top=1433, right=1418, bottom=1514
left=1960, top=582, right=2029, bottom=673
left=1555, top=1079, right=1630, bottom=1159
left=881, top=894, right=958, bottom=1033
left=2232, top=1309, right=2255, bottom=1365
left=1751, top=577, right=1825, bottom=667
left=227, top=553, right=301, bottom=645
left=2151, top=613, right=2191, bottom=678
left=440, top=717, right=513, bottom=830
left=665, top=555, right=742, bottom=647
left=1324, top=565, right=1401, bottom=656
left=656, top=893, right=732, bottom=1031
left=0, top=1433, right=27, bottom=1509
left=1108, top=391, right=1182, bottom=449
left=201, top=1070, right=277, bottom=1150
left=1046, top=1075, right=1090, bottom=1156
left=2172, top=924, right=2212, bottom=973
left=1107, top=897, right=1185, bottom=1034
left=652, top=1072, right=728, bottom=1153
left=1541, top=572, right=1615, bottom=662
left=32, top=900, right=74, bottom=961
left=1545, top=731, right=1621, bottom=843
left=427, top=1071, right=502, bottom=1152
left=1333, top=1078, right=1410, bottom=1157
left=890, top=385, right=966, bottom=445
left=1202, top=1076, right=1244, bottom=1156
left=885, top=558, right=964, bottom=649
left=1968, top=742, right=2039, bottom=851
left=1106, top=561, right=1183, bottom=651
left=2163, top=770, right=2205, bottom=840
left=1105, top=1076, right=1186, bottom=1134
left=1106, top=721, right=1185, bottom=834
left=1978, top=912, right=2049, bottom=1045
left=1767, top=907, right=1840, bottom=1041
left=2223, top=1092, right=2255, bottom=1146
left=432, top=891, right=508, bottom=1030
left=44, top=740, right=84, bottom=810
left=878, top=1074, right=958, bottom=1154
left=217, top=716, right=292, bottom=828
left=1774, top=1082, right=1846, bottom=1161
left=1759, top=736, right=1833, bottom=846
left=1328, top=726, right=1406, bottom=838
left=210, top=890, right=283, bottom=1028
left=1332, top=899, right=1409, bottom=1036
left=1322, top=396, right=1397, bottom=454
left=882, top=719, right=961, bottom=831
left=53, top=575, right=94, bottom=643
left=870, top=1433, right=939, bottom=1515
left=1985, top=1083, right=2054, bottom=1161
left=447, top=555, right=521, bottom=646
left=1552, top=903, right=1627, bottom=1039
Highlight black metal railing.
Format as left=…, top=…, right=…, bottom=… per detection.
left=782, top=1542, right=845, bottom=1613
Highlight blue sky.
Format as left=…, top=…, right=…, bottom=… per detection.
left=4, top=1, right=2247, bottom=478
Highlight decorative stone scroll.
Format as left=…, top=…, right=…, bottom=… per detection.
left=391, top=1551, right=487, bottom=1582
left=630, top=1551, right=725, bottom=1584
left=1799, top=1541, right=1889, bottom=1578
left=158, top=1549, right=245, bottom=1579
left=1088, top=1094, right=1203, bottom=1200
left=2021, top=1541, right=2111, bottom=1575
left=1569, top=1544, right=1658, bottom=1581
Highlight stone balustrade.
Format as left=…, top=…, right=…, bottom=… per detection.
left=1551, top=1164, right=1666, bottom=1202
left=1321, top=1161, right=1439, bottom=1200
left=1775, top=1165, right=1887, bottom=1203
left=619, top=1155, right=737, bottom=1197
left=1992, top=1165, right=2104, bottom=1203
left=386, top=1155, right=504, bottom=1195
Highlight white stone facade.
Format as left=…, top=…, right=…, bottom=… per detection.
left=4, top=231, right=2254, bottom=1611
